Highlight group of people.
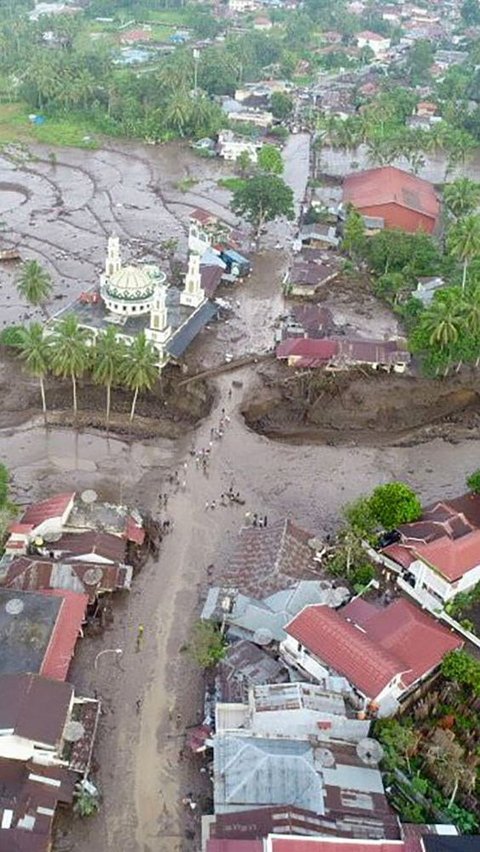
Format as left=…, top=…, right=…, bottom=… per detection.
left=245, top=512, right=268, bottom=528
left=205, top=486, right=245, bottom=511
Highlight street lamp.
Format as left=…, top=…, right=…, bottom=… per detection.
left=94, top=648, right=123, bottom=669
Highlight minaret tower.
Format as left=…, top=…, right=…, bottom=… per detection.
left=105, top=235, right=121, bottom=277
left=148, top=282, right=171, bottom=348
left=180, top=253, right=205, bottom=309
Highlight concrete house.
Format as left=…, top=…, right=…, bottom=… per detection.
left=381, top=492, right=480, bottom=606
left=356, top=31, right=391, bottom=57
left=281, top=598, right=462, bottom=716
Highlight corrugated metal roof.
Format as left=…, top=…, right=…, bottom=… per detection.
left=167, top=300, right=217, bottom=358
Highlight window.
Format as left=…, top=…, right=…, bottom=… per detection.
left=132, top=306, right=136, bottom=312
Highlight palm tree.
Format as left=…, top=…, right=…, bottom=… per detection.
left=420, top=299, right=463, bottom=349
left=16, top=260, right=53, bottom=316
left=444, top=178, right=480, bottom=220
left=17, top=322, right=51, bottom=423
left=92, top=326, right=125, bottom=428
left=448, top=214, right=480, bottom=291
left=50, top=315, right=90, bottom=418
left=121, top=332, right=158, bottom=423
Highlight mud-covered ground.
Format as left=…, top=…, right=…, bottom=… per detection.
left=242, top=363, right=480, bottom=447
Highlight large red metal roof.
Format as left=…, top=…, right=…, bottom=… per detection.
left=21, top=493, right=75, bottom=528
left=40, top=589, right=88, bottom=681
left=343, top=166, right=439, bottom=220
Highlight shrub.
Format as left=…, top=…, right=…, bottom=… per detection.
left=0, top=325, right=25, bottom=347
left=369, top=482, right=421, bottom=531
left=467, top=469, right=480, bottom=494
left=187, top=620, right=227, bottom=669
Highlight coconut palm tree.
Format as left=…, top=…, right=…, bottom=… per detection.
left=92, top=326, right=125, bottom=429
left=16, top=322, right=51, bottom=423
left=121, top=332, right=158, bottom=423
left=420, top=299, right=463, bottom=349
left=444, top=177, right=480, bottom=220
left=448, top=214, right=480, bottom=291
left=50, top=315, right=91, bottom=419
left=16, top=260, right=53, bottom=316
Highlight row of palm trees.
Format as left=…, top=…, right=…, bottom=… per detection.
left=17, top=318, right=159, bottom=426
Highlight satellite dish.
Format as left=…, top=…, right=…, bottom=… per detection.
left=81, top=489, right=98, bottom=505
left=316, top=747, right=335, bottom=768
left=5, top=598, right=24, bottom=615
left=63, top=721, right=85, bottom=743
left=82, top=566, right=103, bottom=586
left=253, top=627, right=273, bottom=646
left=42, top=531, right=62, bottom=544
left=356, top=738, right=384, bottom=766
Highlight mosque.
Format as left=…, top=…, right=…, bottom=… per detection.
left=53, top=236, right=218, bottom=370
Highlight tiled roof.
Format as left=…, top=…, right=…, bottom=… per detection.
left=190, top=207, right=217, bottom=225
left=40, top=589, right=88, bottom=681
left=208, top=842, right=263, bottom=852
left=286, top=605, right=400, bottom=698
left=21, top=493, right=74, bottom=528
left=343, top=167, right=439, bottom=220
left=409, top=531, right=480, bottom=581
left=286, top=599, right=462, bottom=699
left=222, top=519, right=321, bottom=596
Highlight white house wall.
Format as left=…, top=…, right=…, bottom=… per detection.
left=410, top=559, right=480, bottom=602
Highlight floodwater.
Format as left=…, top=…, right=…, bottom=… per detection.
left=1, top=132, right=479, bottom=851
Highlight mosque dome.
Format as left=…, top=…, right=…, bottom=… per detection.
left=105, top=265, right=154, bottom=301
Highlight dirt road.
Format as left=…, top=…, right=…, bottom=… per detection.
left=3, top=379, right=476, bottom=852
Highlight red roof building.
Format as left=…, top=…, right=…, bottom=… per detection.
left=267, top=839, right=406, bottom=852
left=40, top=589, right=88, bottom=681
left=381, top=491, right=480, bottom=604
left=21, top=493, right=75, bottom=529
left=283, top=598, right=462, bottom=711
left=208, top=841, right=263, bottom=852
left=343, top=166, right=440, bottom=233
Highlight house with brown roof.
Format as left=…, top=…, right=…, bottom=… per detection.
left=276, top=338, right=410, bottom=373
left=381, top=492, right=480, bottom=606
left=0, top=673, right=99, bottom=776
left=0, top=756, right=75, bottom=851
left=342, top=167, right=440, bottom=234
left=281, top=598, right=462, bottom=716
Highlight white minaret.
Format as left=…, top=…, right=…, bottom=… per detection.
left=148, top=283, right=171, bottom=346
left=180, top=253, right=205, bottom=309
left=105, top=235, right=121, bottom=277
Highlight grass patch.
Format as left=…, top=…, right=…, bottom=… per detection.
left=0, top=104, right=99, bottom=149
left=176, top=176, right=198, bottom=192
left=218, top=177, right=246, bottom=192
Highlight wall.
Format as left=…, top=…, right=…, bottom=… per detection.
left=359, top=202, right=435, bottom=234
left=410, top=559, right=480, bottom=602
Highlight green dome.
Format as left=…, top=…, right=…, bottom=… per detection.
left=105, top=265, right=154, bottom=301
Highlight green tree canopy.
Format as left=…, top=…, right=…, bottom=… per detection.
left=257, top=143, right=284, bottom=175
left=16, top=260, right=53, bottom=316
left=270, top=91, right=294, bottom=120
left=441, top=649, right=480, bottom=696
left=448, top=214, right=480, bottom=291
left=342, top=207, right=365, bottom=260
left=50, top=315, right=90, bottom=418
left=368, top=482, right=421, bottom=531
left=231, top=174, right=294, bottom=240
left=17, top=322, right=51, bottom=421
left=407, top=39, right=434, bottom=84
left=444, top=178, right=480, bottom=220
left=121, top=331, right=158, bottom=422
left=92, top=326, right=126, bottom=428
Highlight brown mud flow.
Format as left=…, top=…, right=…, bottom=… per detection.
left=242, top=365, right=480, bottom=446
